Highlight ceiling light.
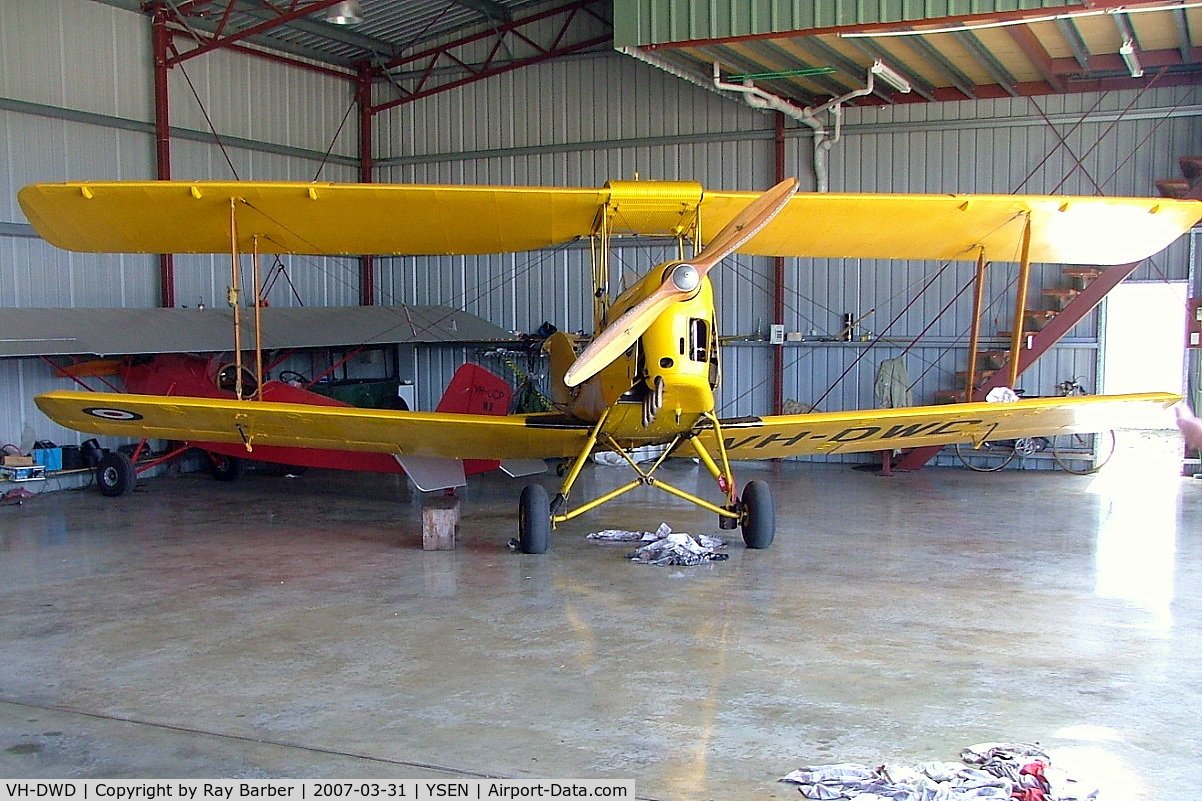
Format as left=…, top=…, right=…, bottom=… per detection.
left=325, top=0, right=363, bottom=25
left=870, top=60, right=912, bottom=93
left=1120, top=39, right=1144, bottom=78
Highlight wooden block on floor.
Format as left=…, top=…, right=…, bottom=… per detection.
left=422, top=495, right=460, bottom=551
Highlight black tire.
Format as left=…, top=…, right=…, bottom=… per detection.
left=96, top=452, right=136, bottom=497
left=740, top=480, right=775, bottom=549
left=209, top=453, right=245, bottom=482
left=518, top=483, right=551, bottom=554
left=1052, top=430, right=1116, bottom=474
left=954, top=440, right=1017, bottom=472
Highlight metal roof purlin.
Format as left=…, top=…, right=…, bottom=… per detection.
left=952, top=29, right=1021, bottom=96
left=164, top=0, right=351, bottom=65
left=842, top=37, right=938, bottom=102
left=449, top=0, right=513, bottom=23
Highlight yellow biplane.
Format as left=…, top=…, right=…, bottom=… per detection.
left=18, top=178, right=1202, bottom=553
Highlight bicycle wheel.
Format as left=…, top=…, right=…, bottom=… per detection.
left=1051, top=430, right=1116, bottom=474
left=955, top=440, right=1017, bottom=472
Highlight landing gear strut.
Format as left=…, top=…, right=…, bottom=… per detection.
left=515, top=408, right=778, bottom=553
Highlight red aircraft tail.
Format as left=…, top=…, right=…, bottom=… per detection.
left=114, top=355, right=513, bottom=476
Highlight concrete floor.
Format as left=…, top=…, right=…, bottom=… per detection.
left=0, top=436, right=1199, bottom=798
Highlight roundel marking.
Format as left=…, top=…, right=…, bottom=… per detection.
left=82, top=407, right=144, bottom=421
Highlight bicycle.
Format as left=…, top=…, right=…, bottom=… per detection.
left=954, top=379, right=1116, bottom=474
left=1046, top=378, right=1117, bottom=474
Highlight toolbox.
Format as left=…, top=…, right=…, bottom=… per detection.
left=1, top=464, right=46, bottom=482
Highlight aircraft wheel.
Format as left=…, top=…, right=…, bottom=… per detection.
left=518, top=484, right=551, bottom=554
left=209, top=454, right=244, bottom=482
left=96, top=452, right=137, bottom=497
left=740, top=480, right=775, bottom=549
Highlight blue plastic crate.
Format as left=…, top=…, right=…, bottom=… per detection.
left=32, top=447, right=63, bottom=472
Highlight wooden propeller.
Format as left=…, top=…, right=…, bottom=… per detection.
left=564, top=178, right=799, bottom=387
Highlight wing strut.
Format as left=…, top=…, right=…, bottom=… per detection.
left=228, top=198, right=245, bottom=399
left=963, top=249, right=988, bottom=401
left=1006, top=214, right=1033, bottom=389
left=226, top=198, right=266, bottom=400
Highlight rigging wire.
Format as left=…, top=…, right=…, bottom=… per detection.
left=312, top=95, right=358, bottom=183
left=174, top=60, right=241, bottom=180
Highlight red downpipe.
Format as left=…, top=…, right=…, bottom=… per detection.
left=357, top=66, right=375, bottom=306
left=152, top=2, right=176, bottom=308
left=772, top=112, right=786, bottom=416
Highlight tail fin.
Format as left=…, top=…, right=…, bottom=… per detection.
left=544, top=331, right=577, bottom=407
left=436, top=363, right=512, bottom=416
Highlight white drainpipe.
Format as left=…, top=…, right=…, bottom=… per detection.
left=713, top=62, right=906, bottom=193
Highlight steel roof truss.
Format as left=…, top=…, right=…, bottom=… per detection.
left=373, top=0, right=610, bottom=111
left=163, top=0, right=350, bottom=65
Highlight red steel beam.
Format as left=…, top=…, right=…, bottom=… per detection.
left=372, top=0, right=611, bottom=112
left=163, top=0, right=347, bottom=65
left=378, top=0, right=604, bottom=72
left=772, top=112, right=786, bottom=416
left=151, top=2, right=176, bottom=309
left=357, top=65, right=375, bottom=306
left=1008, top=23, right=1065, bottom=93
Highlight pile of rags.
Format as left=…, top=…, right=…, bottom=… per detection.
left=587, top=523, right=728, bottom=566
left=780, top=742, right=1097, bottom=801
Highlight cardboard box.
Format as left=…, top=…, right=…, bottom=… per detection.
left=2, top=455, right=33, bottom=467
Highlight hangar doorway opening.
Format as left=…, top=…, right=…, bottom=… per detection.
left=1102, top=281, right=1188, bottom=424
left=1099, top=280, right=1189, bottom=472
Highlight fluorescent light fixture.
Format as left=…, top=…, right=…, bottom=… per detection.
left=325, top=0, right=363, bottom=25
left=1120, top=39, right=1144, bottom=78
left=870, top=60, right=912, bottom=93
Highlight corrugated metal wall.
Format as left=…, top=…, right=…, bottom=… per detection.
left=2, top=0, right=1199, bottom=474
left=0, top=0, right=361, bottom=466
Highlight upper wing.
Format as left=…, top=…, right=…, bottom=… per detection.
left=19, top=180, right=1202, bottom=265
left=694, top=393, right=1180, bottom=460
left=704, top=191, right=1202, bottom=265
left=35, top=390, right=592, bottom=460
left=18, top=182, right=604, bottom=256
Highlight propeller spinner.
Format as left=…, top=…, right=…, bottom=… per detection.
left=564, top=177, right=800, bottom=387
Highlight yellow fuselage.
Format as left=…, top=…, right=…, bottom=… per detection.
left=554, top=264, right=720, bottom=447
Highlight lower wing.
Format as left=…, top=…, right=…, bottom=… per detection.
left=698, top=393, right=1180, bottom=459
left=35, top=391, right=593, bottom=460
